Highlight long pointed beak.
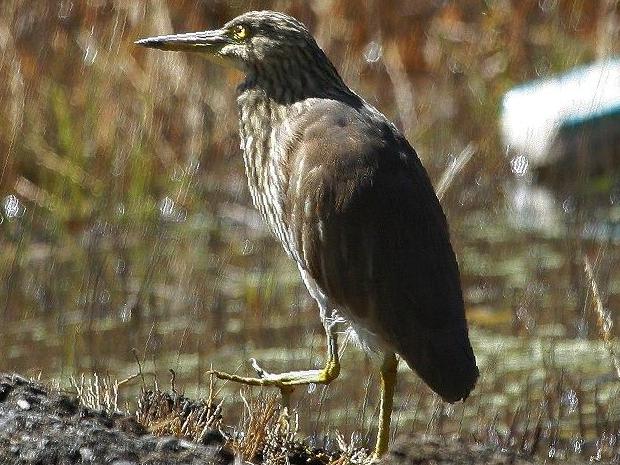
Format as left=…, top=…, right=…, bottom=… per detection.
left=135, top=29, right=231, bottom=53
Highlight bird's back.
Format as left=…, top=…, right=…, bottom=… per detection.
left=281, top=98, right=478, bottom=402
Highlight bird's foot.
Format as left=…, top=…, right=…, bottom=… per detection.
left=207, top=357, right=340, bottom=389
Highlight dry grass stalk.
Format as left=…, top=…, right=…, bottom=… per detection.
left=328, top=432, right=371, bottom=465
left=135, top=384, right=223, bottom=442
left=232, top=393, right=281, bottom=461
left=436, top=142, right=477, bottom=201
left=583, top=254, right=620, bottom=379
left=70, top=372, right=122, bottom=414
left=230, top=392, right=371, bottom=465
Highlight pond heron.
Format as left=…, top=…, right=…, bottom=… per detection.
left=136, top=10, right=478, bottom=457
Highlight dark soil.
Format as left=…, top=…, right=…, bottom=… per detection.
left=0, top=373, right=233, bottom=465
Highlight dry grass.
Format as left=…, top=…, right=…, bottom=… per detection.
left=60, top=362, right=620, bottom=464
left=135, top=372, right=223, bottom=443
left=232, top=393, right=281, bottom=461
left=228, top=391, right=372, bottom=465
left=70, top=372, right=124, bottom=415
left=75, top=369, right=375, bottom=465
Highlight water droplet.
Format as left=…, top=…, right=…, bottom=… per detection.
left=159, top=196, right=175, bottom=219
left=84, top=43, right=98, bottom=66
left=187, top=159, right=200, bottom=175
left=242, top=239, right=254, bottom=256
left=119, top=304, right=132, bottom=322
left=448, top=59, right=463, bottom=74
left=534, top=56, right=551, bottom=77
left=562, top=197, right=575, bottom=214
left=99, top=290, right=110, bottom=305
left=363, top=41, right=382, bottom=63
left=176, top=209, right=187, bottom=223
left=58, top=0, right=73, bottom=19
left=575, top=318, right=588, bottom=338
left=539, top=0, right=558, bottom=13
left=602, top=310, right=613, bottom=333
left=307, top=383, right=317, bottom=394
left=561, top=389, right=578, bottom=414
left=510, top=155, right=528, bottom=176
left=116, top=203, right=125, bottom=216
left=171, top=167, right=183, bottom=181
left=3, top=194, right=22, bottom=219
left=486, top=426, right=500, bottom=446
left=516, top=306, right=535, bottom=331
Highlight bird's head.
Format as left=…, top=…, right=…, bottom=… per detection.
left=136, top=10, right=348, bottom=99
left=137, top=11, right=321, bottom=71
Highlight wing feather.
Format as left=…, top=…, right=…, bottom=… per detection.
left=284, top=99, right=478, bottom=401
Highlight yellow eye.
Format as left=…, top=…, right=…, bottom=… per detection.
left=231, top=24, right=248, bottom=42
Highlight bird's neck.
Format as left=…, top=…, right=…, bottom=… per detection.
left=240, top=54, right=351, bottom=104
left=235, top=59, right=354, bottom=189
left=236, top=85, right=291, bottom=170
left=234, top=58, right=354, bottom=259
left=236, top=87, right=288, bottom=185
left=235, top=86, right=299, bottom=258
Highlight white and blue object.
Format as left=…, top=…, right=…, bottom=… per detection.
left=501, top=58, right=620, bottom=169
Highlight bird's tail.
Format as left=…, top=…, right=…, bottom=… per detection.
left=396, top=325, right=478, bottom=403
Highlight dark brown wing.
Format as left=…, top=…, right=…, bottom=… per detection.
left=284, top=99, right=478, bottom=402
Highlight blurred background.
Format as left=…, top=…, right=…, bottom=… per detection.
left=0, top=0, right=619, bottom=460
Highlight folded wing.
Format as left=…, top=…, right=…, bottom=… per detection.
left=284, top=99, right=478, bottom=401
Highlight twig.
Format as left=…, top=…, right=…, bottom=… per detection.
left=436, top=143, right=477, bottom=201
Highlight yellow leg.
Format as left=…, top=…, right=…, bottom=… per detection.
left=373, top=352, right=398, bottom=459
left=208, top=327, right=340, bottom=393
